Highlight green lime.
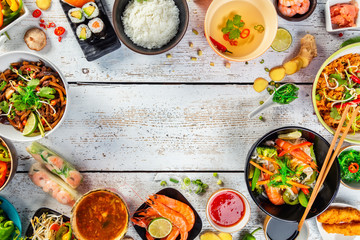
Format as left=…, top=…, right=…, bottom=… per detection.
left=278, top=130, right=302, bottom=140
left=148, top=218, right=172, bottom=238
left=271, top=28, right=292, bottom=52
left=23, top=112, right=38, bottom=136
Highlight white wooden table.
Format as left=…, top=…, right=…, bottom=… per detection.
left=1, top=0, right=360, bottom=239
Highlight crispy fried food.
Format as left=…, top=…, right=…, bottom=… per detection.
left=317, top=207, right=360, bottom=224
left=323, top=222, right=360, bottom=236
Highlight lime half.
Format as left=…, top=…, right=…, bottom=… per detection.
left=148, top=218, right=172, bottom=238
left=278, top=130, right=302, bottom=140
left=271, top=28, right=292, bottom=52
left=23, top=112, right=38, bottom=136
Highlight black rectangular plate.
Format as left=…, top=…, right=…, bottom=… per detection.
left=133, top=188, right=202, bottom=240
left=60, top=0, right=121, bottom=61
left=25, top=207, right=70, bottom=238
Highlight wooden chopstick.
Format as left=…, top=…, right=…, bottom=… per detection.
left=298, top=105, right=360, bottom=231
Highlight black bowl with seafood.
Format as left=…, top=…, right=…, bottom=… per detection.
left=245, top=126, right=340, bottom=222
left=275, top=0, right=317, bottom=22
left=0, top=51, right=68, bottom=141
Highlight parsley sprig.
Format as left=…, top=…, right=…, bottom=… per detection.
left=221, top=14, right=245, bottom=40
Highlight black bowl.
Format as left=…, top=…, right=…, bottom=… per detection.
left=275, top=0, right=317, bottom=22
left=112, top=0, right=189, bottom=55
left=245, top=126, right=340, bottom=222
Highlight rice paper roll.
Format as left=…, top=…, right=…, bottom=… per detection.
left=29, top=163, right=80, bottom=206
left=26, top=142, right=83, bottom=189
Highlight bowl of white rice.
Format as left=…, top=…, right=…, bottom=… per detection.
left=112, top=0, right=189, bottom=55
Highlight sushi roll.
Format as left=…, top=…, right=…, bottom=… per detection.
left=82, top=2, right=99, bottom=19
left=88, top=17, right=106, bottom=37
left=76, top=24, right=92, bottom=41
left=68, top=7, right=85, bottom=23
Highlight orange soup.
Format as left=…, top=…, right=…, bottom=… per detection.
left=73, top=190, right=128, bottom=240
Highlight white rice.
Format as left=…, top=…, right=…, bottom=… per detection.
left=122, top=0, right=180, bottom=49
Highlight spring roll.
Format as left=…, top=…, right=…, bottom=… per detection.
left=26, top=142, right=83, bottom=189
left=29, top=162, right=80, bottom=206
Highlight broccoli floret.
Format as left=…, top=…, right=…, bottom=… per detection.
left=256, top=146, right=278, bottom=158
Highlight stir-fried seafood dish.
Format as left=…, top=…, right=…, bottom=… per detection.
left=132, top=194, right=195, bottom=240
left=249, top=131, right=318, bottom=206
left=0, top=60, right=66, bottom=136
left=316, top=53, right=360, bottom=133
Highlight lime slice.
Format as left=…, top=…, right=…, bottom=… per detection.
left=23, top=112, right=38, bottom=136
left=271, top=28, right=292, bottom=52
left=278, top=130, right=302, bottom=140
left=148, top=218, right=172, bottom=238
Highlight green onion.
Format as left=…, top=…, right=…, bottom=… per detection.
left=183, top=177, right=191, bottom=186
left=170, top=178, right=179, bottom=183
left=217, top=179, right=223, bottom=185
left=160, top=181, right=167, bottom=187
left=213, top=173, right=218, bottom=177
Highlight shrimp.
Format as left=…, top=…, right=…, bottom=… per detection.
left=279, top=0, right=301, bottom=7
left=31, top=171, right=49, bottom=188
left=278, top=3, right=297, bottom=17
left=296, top=0, right=310, bottom=15
left=48, top=156, right=64, bottom=169
left=265, top=185, right=285, bottom=205
left=66, top=170, right=83, bottom=189
left=55, top=190, right=75, bottom=206
left=131, top=217, right=153, bottom=228
left=146, top=198, right=189, bottom=240
left=162, top=226, right=180, bottom=240
left=146, top=232, right=155, bottom=240
left=43, top=181, right=60, bottom=196
left=150, top=194, right=195, bottom=230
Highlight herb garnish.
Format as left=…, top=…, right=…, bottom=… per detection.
left=221, top=14, right=245, bottom=40
left=330, top=107, right=341, bottom=120
left=272, top=84, right=299, bottom=104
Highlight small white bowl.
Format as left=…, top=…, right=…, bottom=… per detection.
left=325, top=0, right=360, bottom=32
left=206, top=188, right=251, bottom=233
left=0, top=4, right=29, bottom=45
left=0, top=51, right=69, bottom=142
left=338, top=145, right=360, bottom=190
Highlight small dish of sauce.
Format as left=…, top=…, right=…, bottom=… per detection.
left=206, top=189, right=250, bottom=233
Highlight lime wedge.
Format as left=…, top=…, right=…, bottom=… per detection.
left=271, top=28, right=292, bottom=52
left=148, top=218, right=172, bottom=238
left=278, top=130, right=302, bottom=140
left=23, top=112, right=38, bottom=136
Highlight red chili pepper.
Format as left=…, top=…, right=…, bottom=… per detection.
left=58, top=36, right=62, bottom=42
left=40, top=18, right=45, bottom=23
left=279, top=141, right=313, bottom=157
left=54, top=26, right=65, bottom=36
left=32, top=9, right=42, bottom=18
left=209, top=36, right=232, bottom=54
left=339, top=33, right=343, bottom=37
left=240, top=29, right=250, bottom=39
left=50, top=223, right=60, bottom=231
left=301, top=188, right=310, bottom=195
left=47, top=22, right=56, bottom=28
left=39, top=23, right=46, bottom=29
left=334, top=96, right=360, bottom=108
left=350, top=74, right=360, bottom=84
left=0, top=4, right=3, bottom=28
left=0, top=162, right=7, bottom=187
left=223, top=33, right=230, bottom=41
left=349, top=162, right=359, bottom=173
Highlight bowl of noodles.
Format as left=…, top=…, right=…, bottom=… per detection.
left=0, top=51, right=68, bottom=141
left=313, top=43, right=360, bottom=144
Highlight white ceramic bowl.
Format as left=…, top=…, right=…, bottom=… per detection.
left=325, top=0, right=360, bottom=32
left=263, top=215, right=309, bottom=240
left=206, top=188, right=251, bottom=233
left=0, top=51, right=69, bottom=142
left=338, top=145, right=360, bottom=190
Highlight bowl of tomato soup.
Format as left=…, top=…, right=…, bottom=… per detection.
left=206, top=189, right=250, bottom=233
left=71, top=189, right=129, bottom=240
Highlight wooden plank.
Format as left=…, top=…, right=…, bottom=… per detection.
left=0, top=0, right=353, bottom=83
left=12, top=84, right=335, bottom=172
left=3, top=172, right=355, bottom=239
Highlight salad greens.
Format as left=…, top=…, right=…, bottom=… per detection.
left=272, top=84, right=299, bottom=104
left=338, top=149, right=360, bottom=182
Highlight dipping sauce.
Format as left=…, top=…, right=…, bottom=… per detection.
left=208, top=190, right=245, bottom=227
left=72, top=190, right=129, bottom=240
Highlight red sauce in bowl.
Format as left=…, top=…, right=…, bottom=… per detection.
left=208, top=190, right=245, bottom=227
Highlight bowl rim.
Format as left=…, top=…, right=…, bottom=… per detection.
left=112, top=0, right=189, bottom=55
left=337, top=145, right=360, bottom=190
left=205, top=188, right=251, bottom=233
left=312, top=42, right=360, bottom=144
left=71, top=188, right=130, bottom=240
left=204, top=0, right=278, bottom=62
left=0, top=196, right=22, bottom=233
left=0, top=51, right=69, bottom=142
left=275, top=0, right=317, bottom=22
left=0, top=137, right=16, bottom=191
left=244, top=126, right=341, bottom=222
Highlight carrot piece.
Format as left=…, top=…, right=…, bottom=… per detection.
left=250, top=161, right=274, bottom=176
left=287, top=180, right=310, bottom=189
left=258, top=155, right=279, bottom=166
left=256, top=180, right=270, bottom=185
left=291, top=185, right=299, bottom=194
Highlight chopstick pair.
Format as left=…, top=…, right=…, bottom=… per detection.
left=298, top=105, right=360, bottom=232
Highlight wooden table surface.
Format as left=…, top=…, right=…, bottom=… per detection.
left=1, top=0, right=360, bottom=239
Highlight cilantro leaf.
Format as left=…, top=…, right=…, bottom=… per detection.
left=233, top=15, right=243, bottom=28
left=229, top=28, right=241, bottom=40
left=9, top=94, right=28, bottom=111
left=0, top=101, right=9, bottom=113
left=0, top=81, right=6, bottom=91
left=221, top=19, right=234, bottom=34
left=27, top=79, right=40, bottom=89
left=38, top=87, right=56, bottom=99
left=330, top=74, right=347, bottom=86
left=330, top=107, right=341, bottom=120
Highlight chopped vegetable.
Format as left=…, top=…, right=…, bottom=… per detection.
left=221, top=14, right=245, bottom=40
left=200, top=232, right=221, bottom=240
left=254, top=24, right=265, bottom=33
left=32, top=9, right=42, bottom=18
left=216, top=179, right=223, bottom=185
left=256, top=146, right=278, bottom=158
left=272, top=84, right=299, bottom=104
left=338, top=149, right=360, bottom=182
left=251, top=168, right=260, bottom=191
left=192, top=29, right=198, bottom=35
left=209, top=36, right=232, bottom=54
left=240, top=28, right=250, bottom=39
left=189, top=42, right=193, bottom=48
left=36, top=0, right=51, bottom=10
left=54, top=26, right=65, bottom=36
left=160, top=181, right=167, bottom=186
left=169, top=178, right=179, bottom=183
left=259, top=116, right=264, bottom=121
left=166, top=54, right=172, bottom=59
left=241, top=227, right=262, bottom=240
left=225, top=62, right=231, bottom=69
left=197, top=50, right=203, bottom=56
left=213, top=173, right=218, bottom=177
left=217, top=232, right=232, bottom=240
left=183, top=177, right=191, bottom=186
left=210, top=62, right=214, bottom=66
left=253, top=78, right=268, bottom=92
left=191, top=57, right=197, bottom=61
left=259, top=101, right=264, bottom=105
